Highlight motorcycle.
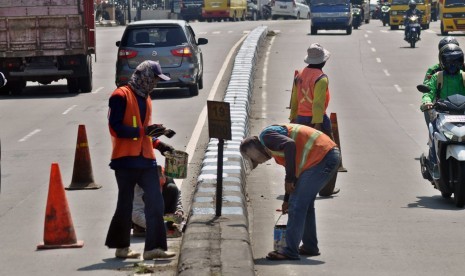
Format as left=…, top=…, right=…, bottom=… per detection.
left=352, top=4, right=362, bottom=29
left=380, top=3, right=390, bottom=26
left=418, top=84, right=465, bottom=208
left=262, top=1, right=272, bottom=20
left=405, top=15, right=420, bottom=48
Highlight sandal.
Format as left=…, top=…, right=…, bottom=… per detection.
left=298, top=246, right=320, bottom=256
left=266, top=251, right=299, bottom=261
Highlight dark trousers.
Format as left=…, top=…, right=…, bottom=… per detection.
left=162, top=182, right=179, bottom=214
left=105, top=167, right=167, bottom=251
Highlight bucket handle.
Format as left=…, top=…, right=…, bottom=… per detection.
left=275, top=213, right=285, bottom=227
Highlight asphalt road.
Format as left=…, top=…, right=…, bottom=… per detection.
left=1, top=18, right=465, bottom=275
left=247, top=20, right=465, bottom=276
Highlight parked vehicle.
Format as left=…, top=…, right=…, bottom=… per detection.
left=270, top=0, right=310, bottom=19
left=115, top=20, right=208, bottom=96
left=439, top=0, right=465, bottom=35
left=179, top=0, right=204, bottom=22
left=0, top=0, right=95, bottom=95
left=352, top=4, right=363, bottom=29
left=309, top=0, right=353, bottom=35
left=405, top=14, right=421, bottom=48
left=418, top=84, right=465, bottom=208
left=380, top=2, right=391, bottom=26
left=247, top=0, right=260, bottom=20
left=262, top=0, right=273, bottom=19
left=202, top=0, right=247, bottom=21
left=389, top=0, right=431, bottom=30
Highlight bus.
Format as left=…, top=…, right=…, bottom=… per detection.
left=202, top=0, right=247, bottom=22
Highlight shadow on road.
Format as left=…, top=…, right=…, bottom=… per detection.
left=406, top=195, right=464, bottom=210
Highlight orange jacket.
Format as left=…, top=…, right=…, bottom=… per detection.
left=296, top=67, right=330, bottom=118
left=109, top=86, right=155, bottom=160
left=267, top=124, right=336, bottom=177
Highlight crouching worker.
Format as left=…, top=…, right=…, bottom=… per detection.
left=132, top=165, right=184, bottom=238
left=240, top=123, right=340, bottom=260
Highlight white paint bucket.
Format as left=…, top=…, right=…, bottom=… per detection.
left=273, top=214, right=287, bottom=251
left=164, top=150, right=188, bottom=179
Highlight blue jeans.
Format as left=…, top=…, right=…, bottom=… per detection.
left=296, top=114, right=333, bottom=138
left=281, top=148, right=341, bottom=259
left=105, top=166, right=167, bottom=251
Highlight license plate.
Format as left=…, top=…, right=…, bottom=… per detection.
left=444, top=115, right=465, bottom=123
left=280, top=5, right=287, bottom=8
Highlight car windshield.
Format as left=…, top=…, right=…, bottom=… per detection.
left=310, top=0, right=349, bottom=6
left=444, top=0, right=465, bottom=7
left=391, top=0, right=424, bottom=4
left=121, top=26, right=187, bottom=48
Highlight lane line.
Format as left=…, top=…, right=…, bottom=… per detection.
left=19, top=129, right=41, bottom=142
left=367, top=40, right=372, bottom=44
left=62, top=105, right=77, bottom=115
left=92, top=87, right=104, bottom=94
left=394, top=84, right=402, bottom=93
left=262, top=36, right=276, bottom=118
left=179, top=33, right=248, bottom=189
left=383, top=69, right=390, bottom=76
left=371, top=47, right=376, bottom=52
left=376, top=58, right=381, bottom=63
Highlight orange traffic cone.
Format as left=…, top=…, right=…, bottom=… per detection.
left=37, top=163, right=84, bottom=249
left=330, top=112, right=348, bottom=172
left=66, top=125, right=101, bottom=190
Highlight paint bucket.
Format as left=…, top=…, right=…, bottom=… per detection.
left=164, top=150, right=188, bottom=179
left=273, top=214, right=287, bottom=252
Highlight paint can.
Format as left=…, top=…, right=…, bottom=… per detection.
left=273, top=214, right=287, bottom=251
left=164, top=150, right=188, bottom=178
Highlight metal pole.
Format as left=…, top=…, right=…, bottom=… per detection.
left=127, top=0, right=131, bottom=23
left=215, top=139, right=224, bottom=216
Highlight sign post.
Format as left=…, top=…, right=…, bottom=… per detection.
left=207, top=101, right=231, bottom=217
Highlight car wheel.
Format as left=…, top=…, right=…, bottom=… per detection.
left=307, top=12, right=310, bottom=19
left=199, top=75, right=203, bottom=90
left=189, top=82, right=199, bottom=96
left=67, top=78, right=79, bottom=93
left=296, top=12, right=300, bottom=19
left=253, top=11, right=257, bottom=21
left=346, top=26, right=352, bottom=35
left=311, top=26, right=317, bottom=35
left=272, top=15, right=277, bottom=20
left=78, top=55, right=93, bottom=93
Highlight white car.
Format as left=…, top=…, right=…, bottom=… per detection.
left=271, top=0, right=310, bottom=20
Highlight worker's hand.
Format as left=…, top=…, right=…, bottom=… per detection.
left=145, top=124, right=166, bottom=137
left=157, top=141, right=174, bottom=156
left=421, top=103, right=433, bottom=112
left=281, top=202, right=289, bottom=215
left=285, top=181, right=295, bottom=194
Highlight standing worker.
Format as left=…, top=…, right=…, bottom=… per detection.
left=240, top=123, right=340, bottom=260
left=289, top=43, right=339, bottom=196
left=105, top=60, right=176, bottom=260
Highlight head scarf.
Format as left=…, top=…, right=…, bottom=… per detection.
left=128, top=60, right=158, bottom=98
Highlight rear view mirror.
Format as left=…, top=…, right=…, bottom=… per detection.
left=197, top=38, right=208, bottom=45
left=116, top=41, right=121, bottom=47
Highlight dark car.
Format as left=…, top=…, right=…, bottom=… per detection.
left=115, top=20, right=208, bottom=96
left=180, top=0, right=204, bottom=22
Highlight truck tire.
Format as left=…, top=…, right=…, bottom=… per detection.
left=441, top=22, right=448, bottom=35
left=79, top=56, right=93, bottom=93
left=9, top=80, right=26, bottom=95
left=311, top=26, right=317, bottom=35
left=346, top=26, right=352, bottom=35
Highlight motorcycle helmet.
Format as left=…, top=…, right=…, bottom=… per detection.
left=408, top=0, right=416, bottom=9
left=438, top=36, right=459, bottom=50
left=439, top=44, right=464, bottom=75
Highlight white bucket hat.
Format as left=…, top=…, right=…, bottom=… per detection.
left=304, top=43, right=331, bottom=64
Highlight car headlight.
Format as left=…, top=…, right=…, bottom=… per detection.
left=443, top=13, right=453, bottom=18
left=392, top=11, right=397, bottom=15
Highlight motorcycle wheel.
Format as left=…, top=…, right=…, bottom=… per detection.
left=454, top=162, right=465, bottom=207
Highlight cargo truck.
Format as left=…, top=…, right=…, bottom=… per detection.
left=0, top=0, right=96, bottom=95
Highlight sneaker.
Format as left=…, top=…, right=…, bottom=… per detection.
left=132, top=223, right=146, bottom=237
left=143, top=248, right=176, bottom=260
left=115, top=247, right=141, bottom=259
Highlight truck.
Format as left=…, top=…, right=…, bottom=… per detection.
left=0, top=0, right=96, bottom=95
left=202, top=0, right=247, bottom=22
left=388, top=0, right=431, bottom=30
left=439, top=0, right=465, bottom=35
left=309, top=0, right=353, bottom=35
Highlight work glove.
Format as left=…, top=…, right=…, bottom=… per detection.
left=145, top=124, right=166, bottom=137
left=157, top=141, right=174, bottom=156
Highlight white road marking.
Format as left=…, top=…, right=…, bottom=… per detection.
left=394, top=84, right=402, bottom=92
left=19, top=129, right=41, bottom=142
left=262, top=35, right=276, bottom=117
left=212, top=31, right=220, bottom=34
left=62, top=105, right=77, bottom=115
left=376, top=58, right=381, bottom=63
left=383, top=69, right=390, bottom=76
left=364, top=34, right=369, bottom=38
left=371, top=47, right=376, bottom=52
left=179, top=33, right=248, bottom=190
left=91, top=87, right=104, bottom=94
left=367, top=40, right=372, bottom=44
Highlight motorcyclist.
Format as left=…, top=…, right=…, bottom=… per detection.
left=404, top=0, right=422, bottom=41
left=421, top=44, right=465, bottom=170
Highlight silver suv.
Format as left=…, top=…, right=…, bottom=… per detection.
left=115, top=20, right=208, bottom=96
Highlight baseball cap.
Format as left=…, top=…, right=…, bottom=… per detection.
left=149, top=60, right=170, bottom=81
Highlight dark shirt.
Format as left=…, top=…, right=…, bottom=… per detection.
left=108, top=90, right=157, bottom=169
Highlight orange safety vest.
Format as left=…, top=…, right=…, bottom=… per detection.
left=109, top=86, right=155, bottom=160
left=296, top=68, right=330, bottom=116
left=264, top=124, right=336, bottom=177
